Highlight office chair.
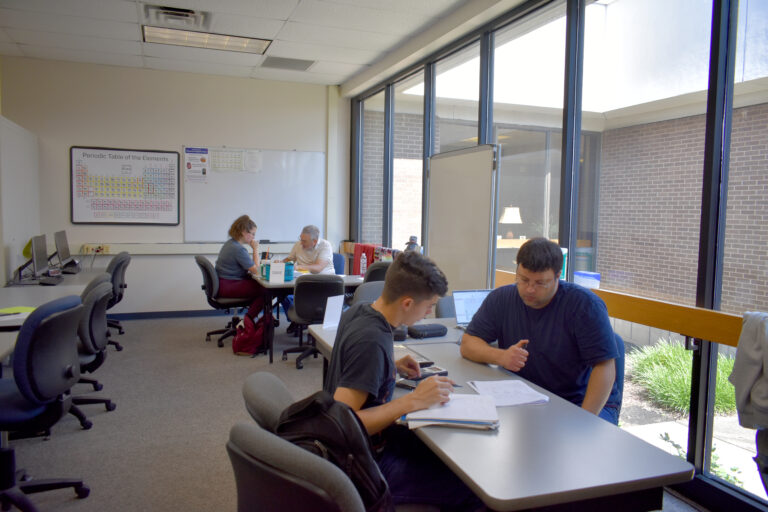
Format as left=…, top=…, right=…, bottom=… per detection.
left=282, top=274, right=344, bottom=369
left=242, top=372, right=294, bottom=431
left=332, top=252, right=345, bottom=275
left=71, top=281, right=116, bottom=421
left=194, top=255, right=254, bottom=348
left=0, top=295, right=90, bottom=511
left=105, top=251, right=131, bottom=348
left=350, top=281, right=384, bottom=306
left=435, top=296, right=455, bottom=319
left=227, top=421, right=365, bottom=512
left=363, top=261, right=390, bottom=282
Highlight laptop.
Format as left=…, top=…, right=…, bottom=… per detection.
left=452, top=289, right=492, bottom=329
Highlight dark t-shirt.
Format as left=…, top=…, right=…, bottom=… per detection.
left=324, top=303, right=396, bottom=410
left=467, top=281, right=621, bottom=409
left=215, top=238, right=254, bottom=280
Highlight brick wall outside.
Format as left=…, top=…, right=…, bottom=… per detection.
left=362, top=109, right=384, bottom=244
left=597, top=102, right=768, bottom=314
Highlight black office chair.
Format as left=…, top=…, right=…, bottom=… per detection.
left=435, top=296, right=455, bottom=319
left=195, top=255, right=254, bottom=348
left=350, top=281, right=384, bottom=306
left=332, top=252, right=345, bottom=275
left=363, top=261, right=390, bottom=282
left=282, top=274, right=344, bottom=369
left=228, top=421, right=366, bottom=512
left=0, top=295, right=90, bottom=511
left=105, top=251, right=131, bottom=348
left=71, top=281, right=117, bottom=421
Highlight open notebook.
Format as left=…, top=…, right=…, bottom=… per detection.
left=452, top=289, right=492, bottom=328
left=403, top=394, right=499, bottom=430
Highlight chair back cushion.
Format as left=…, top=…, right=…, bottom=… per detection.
left=332, top=253, right=345, bottom=275
left=106, top=251, right=131, bottom=306
left=195, top=255, right=220, bottom=300
left=351, top=281, right=384, bottom=306
left=294, top=275, right=345, bottom=323
left=242, top=372, right=295, bottom=431
left=14, top=295, right=83, bottom=405
left=228, top=422, right=365, bottom=512
left=363, top=262, right=391, bottom=283
left=435, top=295, right=456, bottom=319
left=81, top=273, right=110, bottom=300
left=78, top=282, right=114, bottom=354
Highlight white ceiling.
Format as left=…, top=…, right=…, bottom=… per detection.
left=0, top=0, right=469, bottom=86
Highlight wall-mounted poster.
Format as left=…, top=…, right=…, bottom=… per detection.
left=71, top=146, right=180, bottom=225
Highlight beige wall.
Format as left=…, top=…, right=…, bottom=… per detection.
left=0, top=56, right=350, bottom=312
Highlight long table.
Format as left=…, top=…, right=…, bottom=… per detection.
left=307, top=322, right=694, bottom=511
left=253, top=273, right=364, bottom=363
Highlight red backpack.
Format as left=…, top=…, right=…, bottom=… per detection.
left=232, top=315, right=271, bottom=356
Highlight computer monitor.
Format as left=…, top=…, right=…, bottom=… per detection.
left=31, top=234, right=49, bottom=277
left=53, top=230, right=74, bottom=266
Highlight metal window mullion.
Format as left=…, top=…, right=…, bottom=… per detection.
left=422, top=64, right=436, bottom=250
left=383, top=84, right=395, bottom=247
left=478, top=31, right=494, bottom=145
left=558, top=0, right=585, bottom=281
left=350, top=99, right=363, bottom=241
left=686, top=0, right=738, bottom=474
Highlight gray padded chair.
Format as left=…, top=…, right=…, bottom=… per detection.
left=351, top=281, right=384, bottom=306
left=435, top=296, right=455, bottom=319
left=363, top=261, right=390, bottom=283
left=194, top=255, right=254, bottom=348
left=242, top=372, right=294, bottom=431
left=227, top=421, right=366, bottom=512
left=104, top=251, right=131, bottom=345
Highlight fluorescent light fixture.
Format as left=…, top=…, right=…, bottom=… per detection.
left=143, top=26, right=271, bottom=54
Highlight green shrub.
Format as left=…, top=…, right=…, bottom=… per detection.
left=627, top=340, right=736, bottom=415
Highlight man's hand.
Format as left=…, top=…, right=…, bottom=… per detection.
left=496, top=339, right=529, bottom=372
left=410, top=376, right=454, bottom=409
left=396, top=354, right=421, bottom=379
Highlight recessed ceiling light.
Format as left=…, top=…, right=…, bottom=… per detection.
left=143, top=26, right=271, bottom=54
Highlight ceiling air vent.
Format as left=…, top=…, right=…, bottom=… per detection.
left=143, top=5, right=210, bottom=31
left=261, top=57, right=315, bottom=72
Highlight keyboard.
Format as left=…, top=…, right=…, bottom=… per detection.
left=39, top=275, right=64, bottom=286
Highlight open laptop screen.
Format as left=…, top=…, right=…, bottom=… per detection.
left=453, top=289, right=492, bottom=326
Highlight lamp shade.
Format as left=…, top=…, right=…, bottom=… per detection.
left=499, top=206, right=522, bottom=224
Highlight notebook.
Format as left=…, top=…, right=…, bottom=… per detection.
left=403, top=393, right=499, bottom=430
left=452, top=289, right=492, bottom=328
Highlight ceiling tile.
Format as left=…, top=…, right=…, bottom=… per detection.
left=290, top=0, right=430, bottom=35
left=0, top=7, right=141, bottom=40
left=318, top=0, right=465, bottom=17
left=0, top=41, right=23, bottom=55
left=251, top=65, right=344, bottom=85
left=267, top=39, right=380, bottom=65
left=309, top=60, right=363, bottom=76
left=154, top=0, right=299, bottom=20
left=20, top=45, right=144, bottom=67
left=144, top=55, right=253, bottom=77
left=0, top=0, right=139, bottom=22
left=276, top=21, right=399, bottom=52
left=6, top=28, right=142, bottom=55
left=208, top=13, right=285, bottom=39
left=142, top=42, right=265, bottom=66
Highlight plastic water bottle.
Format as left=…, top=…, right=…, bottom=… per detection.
left=360, top=252, right=367, bottom=276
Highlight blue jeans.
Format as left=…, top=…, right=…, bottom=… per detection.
left=376, top=425, right=483, bottom=511
left=599, top=405, right=620, bottom=425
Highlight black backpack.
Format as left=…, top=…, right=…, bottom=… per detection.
left=275, top=391, right=394, bottom=512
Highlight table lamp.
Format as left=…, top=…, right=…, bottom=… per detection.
left=499, top=206, right=522, bottom=239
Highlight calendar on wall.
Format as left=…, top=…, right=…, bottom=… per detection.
left=70, top=146, right=180, bottom=225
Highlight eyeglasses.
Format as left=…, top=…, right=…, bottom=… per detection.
left=516, top=275, right=555, bottom=290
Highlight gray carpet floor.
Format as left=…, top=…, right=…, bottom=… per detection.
left=5, top=315, right=706, bottom=511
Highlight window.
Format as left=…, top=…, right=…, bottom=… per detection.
left=434, top=42, right=480, bottom=152
left=361, top=90, right=386, bottom=245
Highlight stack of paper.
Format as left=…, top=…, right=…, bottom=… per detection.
left=466, top=379, right=549, bottom=407
left=404, top=394, right=499, bottom=430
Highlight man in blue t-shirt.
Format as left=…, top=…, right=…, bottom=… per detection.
left=461, top=237, right=622, bottom=424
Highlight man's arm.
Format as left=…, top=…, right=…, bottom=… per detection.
left=333, top=376, right=453, bottom=435
left=460, top=333, right=529, bottom=372
left=298, top=258, right=331, bottom=274
left=580, top=358, right=615, bottom=415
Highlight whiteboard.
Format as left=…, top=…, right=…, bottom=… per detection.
left=426, top=145, right=499, bottom=292
left=183, top=146, right=325, bottom=242
left=70, top=146, right=180, bottom=225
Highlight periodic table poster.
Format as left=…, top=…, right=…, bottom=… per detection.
left=70, top=146, right=180, bottom=225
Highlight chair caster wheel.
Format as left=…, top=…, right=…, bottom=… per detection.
left=282, top=354, right=288, bottom=361
left=217, top=340, right=224, bottom=348
left=75, top=485, right=90, bottom=499
left=106, top=402, right=116, bottom=411
left=296, top=362, right=304, bottom=370
left=93, top=383, right=103, bottom=391
left=206, top=335, right=211, bottom=342
left=81, top=420, right=93, bottom=430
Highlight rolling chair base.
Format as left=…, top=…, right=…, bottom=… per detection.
left=72, top=396, right=116, bottom=412
left=281, top=332, right=319, bottom=370
left=205, top=316, right=241, bottom=347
